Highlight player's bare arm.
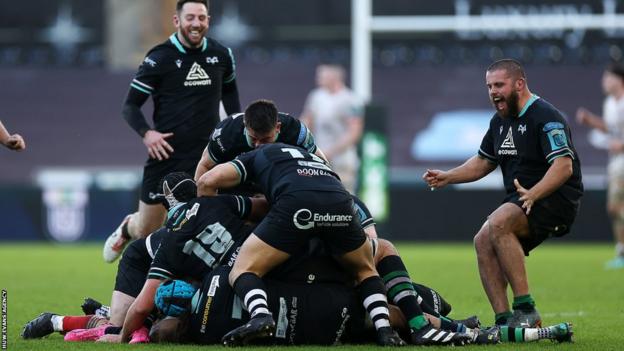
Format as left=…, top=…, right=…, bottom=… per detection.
left=424, top=155, right=496, bottom=189
left=194, top=147, right=217, bottom=181
left=119, top=279, right=160, bottom=343
left=514, top=156, right=573, bottom=215
left=197, top=162, right=241, bottom=196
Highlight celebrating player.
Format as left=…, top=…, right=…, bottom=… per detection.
left=103, top=0, right=241, bottom=264
left=424, top=59, right=583, bottom=327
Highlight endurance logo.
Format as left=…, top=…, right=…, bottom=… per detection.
left=292, top=209, right=353, bottom=230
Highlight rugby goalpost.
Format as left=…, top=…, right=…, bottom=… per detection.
left=351, top=0, right=624, bottom=101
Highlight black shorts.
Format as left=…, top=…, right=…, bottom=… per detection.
left=141, top=158, right=198, bottom=204
left=254, top=190, right=367, bottom=255
left=505, top=192, right=579, bottom=256
left=114, top=231, right=162, bottom=296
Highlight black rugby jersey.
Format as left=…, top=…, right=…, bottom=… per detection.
left=478, top=95, right=583, bottom=205
left=147, top=195, right=253, bottom=281
left=188, top=266, right=365, bottom=345
left=229, top=143, right=344, bottom=204
left=206, top=112, right=317, bottom=164
left=130, top=34, right=236, bottom=157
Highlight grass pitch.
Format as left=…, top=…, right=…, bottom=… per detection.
left=1, top=242, right=623, bottom=350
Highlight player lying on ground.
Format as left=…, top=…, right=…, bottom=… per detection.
left=146, top=266, right=573, bottom=345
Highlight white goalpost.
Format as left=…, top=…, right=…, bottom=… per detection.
left=351, top=0, right=624, bottom=102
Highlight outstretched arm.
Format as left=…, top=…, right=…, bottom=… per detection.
left=423, top=155, right=497, bottom=189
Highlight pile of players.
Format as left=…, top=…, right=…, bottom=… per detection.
left=21, top=101, right=573, bottom=346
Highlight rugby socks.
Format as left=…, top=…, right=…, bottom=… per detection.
left=358, top=276, right=392, bottom=330
left=51, top=315, right=98, bottom=332
left=233, top=272, right=271, bottom=318
left=616, top=242, right=624, bottom=257
left=495, top=311, right=513, bottom=326
left=512, top=294, right=536, bottom=312
left=377, top=255, right=428, bottom=330
left=500, top=326, right=552, bottom=342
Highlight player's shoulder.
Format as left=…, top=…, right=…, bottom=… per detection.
left=277, top=112, right=299, bottom=126
left=140, top=39, right=179, bottom=68
left=529, top=97, right=567, bottom=124
left=204, top=37, right=234, bottom=58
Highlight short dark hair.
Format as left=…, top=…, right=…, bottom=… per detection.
left=487, top=59, right=526, bottom=80
left=606, top=62, right=624, bottom=82
left=244, top=99, right=279, bottom=135
left=176, top=0, right=208, bottom=12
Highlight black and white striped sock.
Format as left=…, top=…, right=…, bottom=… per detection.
left=358, top=276, right=391, bottom=330
left=233, top=272, right=271, bottom=318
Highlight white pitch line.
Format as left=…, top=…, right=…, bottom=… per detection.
left=542, top=311, right=586, bottom=317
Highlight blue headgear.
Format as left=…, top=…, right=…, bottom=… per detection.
left=155, top=280, right=198, bottom=317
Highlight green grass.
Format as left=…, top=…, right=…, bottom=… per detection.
left=1, top=242, right=623, bottom=350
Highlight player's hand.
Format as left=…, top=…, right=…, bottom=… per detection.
left=3, top=134, right=25, bottom=151
left=514, top=178, right=535, bottom=215
left=96, top=334, right=122, bottom=343
left=422, top=169, right=449, bottom=190
left=575, top=107, right=591, bottom=125
left=143, top=130, right=174, bottom=161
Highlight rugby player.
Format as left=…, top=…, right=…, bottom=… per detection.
left=194, top=99, right=328, bottom=181
left=103, top=0, right=241, bottom=263
left=424, top=59, right=583, bottom=327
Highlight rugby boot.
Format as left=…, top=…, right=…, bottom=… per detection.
left=376, top=326, right=406, bottom=346
left=548, top=322, right=573, bottom=343
left=103, top=215, right=132, bottom=263
left=472, top=326, right=501, bottom=345
left=21, top=312, right=57, bottom=339
left=455, top=315, right=481, bottom=329
left=64, top=324, right=111, bottom=342
left=221, top=314, right=276, bottom=346
left=129, top=326, right=150, bottom=344
left=507, top=308, right=541, bottom=328
left=81, top=297, right=110, bottom=318
left=411, top=324, right=472, bottom=346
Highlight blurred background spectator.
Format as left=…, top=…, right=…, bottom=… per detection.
left=300, top=64, right=363, bottom=193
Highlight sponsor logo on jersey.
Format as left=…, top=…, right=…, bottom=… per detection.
left=206, top=56, right=219, bottom=64
left=518, top=124, right=527, bottom=135
left=184, top=62, right=211, bottom=86
left=289, top=297, right=298, bottom=344
left=296, top=168, right=333, bottom=177
left=143, top=56, right=156, bottom=67
left=207, top=275, right=220, bottom=297
left=333, top=307, right=351, bottom=345
left=293, top=209, right=353, bottom=230
left=498, top=126, right=518, bottom=155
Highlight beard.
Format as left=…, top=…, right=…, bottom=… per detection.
left=493, top=90, right=520, bottom=118
left=179, top=27, right=206, bottom=48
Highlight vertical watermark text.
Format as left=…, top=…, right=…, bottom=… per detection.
left=1, top=289, right=6, bottom=349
